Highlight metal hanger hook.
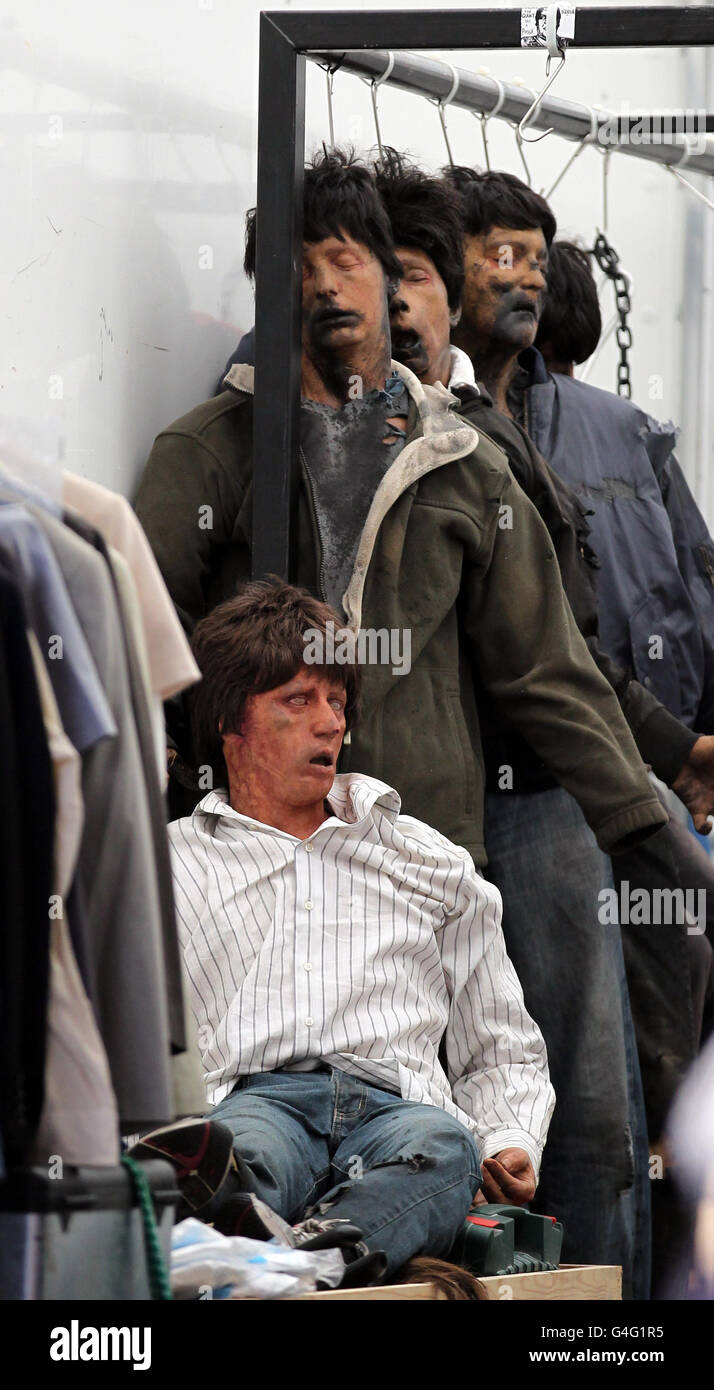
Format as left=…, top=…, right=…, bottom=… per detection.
left=362, top=51, right=395, bottom=166
left=513, top=124, right=533, bottom=185
left=472, top=74, right=505, bottom=171
left=667, top=143, right=714, bottom=215
left=435, top=61, right=460, bottom=167
left=319, top=54, right=346, bottom=150
left=325, top=67, right=336, bottom=147
left=517, top=49, right=566, bottom=143
left=544, top=106, right=601, bottom=200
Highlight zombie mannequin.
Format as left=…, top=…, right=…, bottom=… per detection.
left=386, top=159, right=646, bottom=1289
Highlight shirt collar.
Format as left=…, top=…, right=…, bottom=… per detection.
left=194, top=772, right=401, bottom=840
left=448, top=346, right=477, bottom=389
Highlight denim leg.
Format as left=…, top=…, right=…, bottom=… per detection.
left=209, top=1070, right=334, bottom=1223
left=601, top=854, right=652, bottom=1301
left=483, top=788, right=632, bottom=1269
left=312, top=1074, right=481, bottom=1278
left=613, top=973, right=652, bottom=1301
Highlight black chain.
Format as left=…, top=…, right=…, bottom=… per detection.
left=591, top=232, right=633, bottom=399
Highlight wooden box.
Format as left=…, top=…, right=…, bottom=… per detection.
left=298, top=1264, right=621, bottom=1301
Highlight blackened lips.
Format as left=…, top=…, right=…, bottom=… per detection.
left=311, top=307, right=359, bottom=330
left=501, top=291, right=538, bottom=316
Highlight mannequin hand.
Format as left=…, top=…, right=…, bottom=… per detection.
left=672, top=735, right=714, bottom=833
left=480, top=1148, right=536, bottom=1206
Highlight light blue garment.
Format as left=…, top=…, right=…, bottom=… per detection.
left=0, top=506, right=116, bottom=751
left=0, top=467, right=63, bottom=518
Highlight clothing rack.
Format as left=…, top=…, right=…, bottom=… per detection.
left=251, top=6, right=714, bottom=580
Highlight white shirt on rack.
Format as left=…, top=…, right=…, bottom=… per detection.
left=169, top=772, right=554, bottom=1176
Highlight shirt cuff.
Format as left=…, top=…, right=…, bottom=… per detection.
left=480, top=1129, right=543, bottom=1185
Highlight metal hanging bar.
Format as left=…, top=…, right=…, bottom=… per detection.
left=308, top=47, right=714, bottom=177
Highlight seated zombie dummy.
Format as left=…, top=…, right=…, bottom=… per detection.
left=131, top=581, right=555, bottom=1288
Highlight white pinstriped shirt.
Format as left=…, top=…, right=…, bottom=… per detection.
left=169, top=773, right=554, bottom=1176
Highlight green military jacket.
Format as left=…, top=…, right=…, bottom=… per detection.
left=134, top=360, right=666, bottom=866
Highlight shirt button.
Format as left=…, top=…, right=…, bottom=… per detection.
left=304, top=899, right=313, bottom=910
left=304, top=842, right=314, bottom=853
left=304, top=962, right=312, bottom=972
left=305, top=1017, right=314, bottom=1027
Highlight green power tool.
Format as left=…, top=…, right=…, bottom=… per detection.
left=449, top=1205, right=564, bottom=1276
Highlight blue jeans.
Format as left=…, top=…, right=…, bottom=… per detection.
left=483, top=787, right=647, bottom=1289
left=604, top=855, right=652, bottom=1301
left=210, top=1066, right=481, bottom=1276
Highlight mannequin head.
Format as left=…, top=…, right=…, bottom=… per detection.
left=376, top=150, right=464, bottom=387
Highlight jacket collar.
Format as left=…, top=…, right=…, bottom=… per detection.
left=518, top=345, right=551, bottom=385
left=518, top=347, right=679, bottom=463
left=341, top=360, right=479, bottom=631
left=224, top=357, right=461, bottom=414
left=194, top=772, right=401, bottom=838
left=223, top=358, right=482, bottom=632
left=224, top=361, right=256, bottom=395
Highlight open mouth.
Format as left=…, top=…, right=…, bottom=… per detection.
left=309, top=754, right=333, bottom=768
left=391, top=328, right=422, bottom=358
left=388, top=328, right=422, bottom=364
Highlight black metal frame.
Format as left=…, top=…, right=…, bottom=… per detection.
left=252, top=7, right=714, bottom=579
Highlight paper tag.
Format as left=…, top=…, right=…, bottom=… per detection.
left=521, top=5, right=576, bottom=49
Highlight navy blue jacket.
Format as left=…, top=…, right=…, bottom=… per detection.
left=522, top=349, right=714, bottom=731
left=216, top=328, right=254, bottom=392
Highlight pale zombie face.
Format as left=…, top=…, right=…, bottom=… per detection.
left=389, top=246, right=458, bottom=387
left=223, top=668, right=347, bottom=815
left=301, top=231, right=390, bottom=366
left=460, top=224, right=549, bottom=355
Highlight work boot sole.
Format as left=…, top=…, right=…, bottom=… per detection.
left=128, top=1118, right=234, bottom=1218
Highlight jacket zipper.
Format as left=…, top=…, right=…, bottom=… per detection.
left=300, top=448, right=349, bottom=769
left=235, top=381, right=328, bottom=597
left=698, top=544, right=714, bottom=588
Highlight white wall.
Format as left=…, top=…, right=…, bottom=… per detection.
left=2, top=0, right=712, bottom=518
